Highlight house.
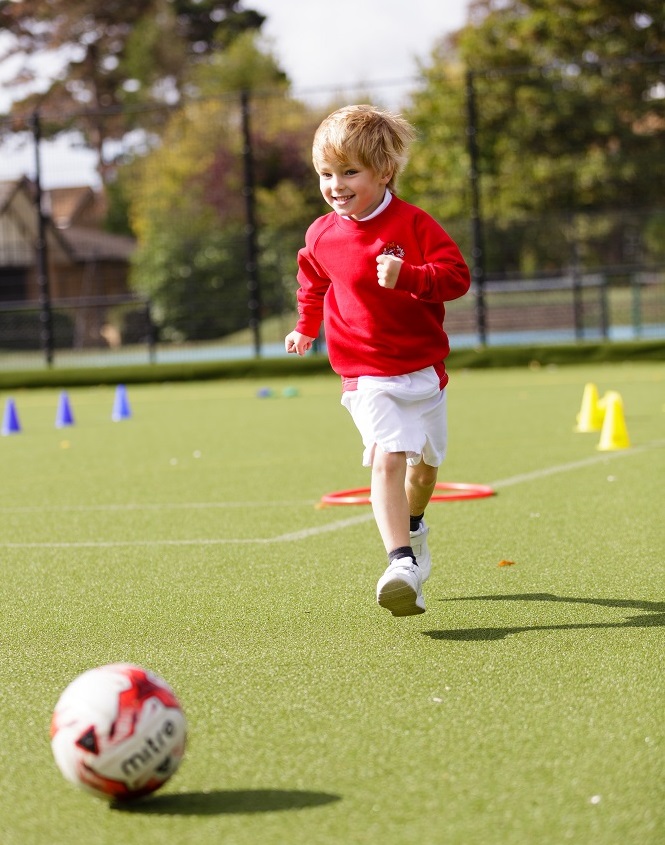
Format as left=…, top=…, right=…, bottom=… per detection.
left=0, top=177, right=138, bottom=348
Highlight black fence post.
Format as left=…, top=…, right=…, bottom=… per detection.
left=599, top=274, right=609, bottom=340
left=571, top=269, right=584, bottom=341
left=630, top=273, right=642, bottom=337
left=569, top=228, right=584, bottom=341
left=240, top=90, right=262, bottom=358
left=31, top=111, right=55, bottom=366
left=145, top=298, right=157, bottom=363
left=465, top=70, right=487, bottom=346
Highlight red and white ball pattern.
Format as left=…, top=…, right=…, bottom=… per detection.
left=51, top=663, right=186, bottom=801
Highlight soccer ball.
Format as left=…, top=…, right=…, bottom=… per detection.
left=51, top=663, right=187, bottom=801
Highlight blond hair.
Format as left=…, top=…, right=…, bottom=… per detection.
left=312, top=104, right=416, bottom=192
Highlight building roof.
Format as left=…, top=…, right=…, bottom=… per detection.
left=46, top=186, right=107, bottom=229
left=0, top=178, right=134, bottom=265
left=64, top=225, right=135, bottom=262
left=0, top=179, right=23, bottom=212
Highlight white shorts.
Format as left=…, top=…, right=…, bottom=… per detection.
left=341, top=366, right=448, bottom=468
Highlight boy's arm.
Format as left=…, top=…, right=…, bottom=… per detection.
left=293, top=247, right=330, bottom=339
left=391, top=218, right=471, bottom=303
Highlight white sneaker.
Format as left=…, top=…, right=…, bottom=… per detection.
left=377, top=557, right=425, bottom=617
left=409, top=521, right=431, bottom=582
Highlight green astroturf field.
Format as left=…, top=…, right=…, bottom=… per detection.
left=0, top=361, right=663, bottom=845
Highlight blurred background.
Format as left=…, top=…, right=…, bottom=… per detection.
left=0, top=0, right=663, bottom=369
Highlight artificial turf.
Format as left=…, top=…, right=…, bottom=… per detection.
left=0, top=361, right=663, bottom=845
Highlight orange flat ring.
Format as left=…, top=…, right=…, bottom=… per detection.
left=320, top=482, right=495, bottom=506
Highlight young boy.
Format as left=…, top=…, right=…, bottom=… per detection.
left=285, top=104, right=470, bottom=617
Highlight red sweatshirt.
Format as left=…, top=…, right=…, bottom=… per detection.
left=295, top=195, right=471, bottom=387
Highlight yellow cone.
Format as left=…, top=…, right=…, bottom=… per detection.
left=575, top=382, right=604, bottom=432
left=597, top=391, right=630, bottom=451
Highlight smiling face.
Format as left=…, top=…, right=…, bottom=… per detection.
left=315, top=158, right=392, bottom=221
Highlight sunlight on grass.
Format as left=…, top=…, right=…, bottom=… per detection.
left=0, top=363, right=663, bottom=845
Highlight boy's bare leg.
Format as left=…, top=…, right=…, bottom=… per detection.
left=405, top=461, right=438, bottom=517
left=370, top=449, right=409, bottom=553
left=373, top=449, right=426, bottom=616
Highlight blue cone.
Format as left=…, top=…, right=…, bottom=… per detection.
left=1, top=398, right=21, bottom=435
left=112, top=384, right=131, bottom=421
left=55, top=391, right=75, bottom=428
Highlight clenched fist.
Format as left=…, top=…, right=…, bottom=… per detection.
left=376, top=253, right=403, bottom=289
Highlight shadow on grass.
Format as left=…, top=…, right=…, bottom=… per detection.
left=423, top=593, right=665, bottom=641
left=111, top=788, right=341, bottom=816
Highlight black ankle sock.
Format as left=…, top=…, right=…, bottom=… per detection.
left=389, top=546, right=415, bottom=564
left=410, top=513, right=424, bottom=533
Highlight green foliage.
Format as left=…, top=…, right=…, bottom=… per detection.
left=0, top=0, right=265, bottom=168
left=103, top=173, right=134, bottom=236
left=642, top=211, right=665, bottom=261
left=134, top=227, right=249, bottom=341
left=192, top=29, right=287, bottom=96
left=126, top=97, right=242, bottom=339
left=400, top=59, right=470, bottom=225
left=402, top=0, right=665, bottom=274
left=125, top=37, right=321, bottom=341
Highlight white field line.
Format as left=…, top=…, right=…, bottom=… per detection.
left=0, top=513, right=374, bottom=549
left=1, top=440, right=662, bottom=549
left=490, top=439, right=665, bottom=489
left=0, top=500, right=312, bottom=513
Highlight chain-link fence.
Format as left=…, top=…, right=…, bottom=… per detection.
left=1, top=64, right=663, bottom=370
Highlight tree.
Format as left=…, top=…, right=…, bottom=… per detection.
left=127, top=33, right=321, bottom=341
left=0, top=0, right=265, bottom=178
left=398, top=56, right=471, bottom=252
left=401, top=0, right=665, bottom=273
left=459, top=0, right=664, bottom=209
